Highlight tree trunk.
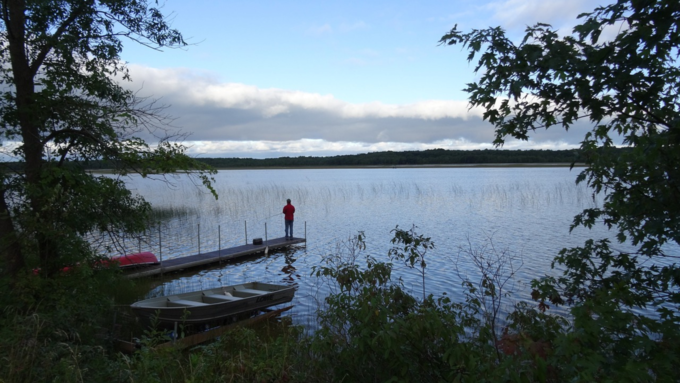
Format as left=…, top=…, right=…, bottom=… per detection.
left=0, top=190, right=23, bottom=276
left=4, top=0, right=57, bottom=273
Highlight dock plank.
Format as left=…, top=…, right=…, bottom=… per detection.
left=124, top=237, right=305, bottom=279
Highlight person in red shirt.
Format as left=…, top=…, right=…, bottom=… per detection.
left=282, top=199, right=295, bottom=239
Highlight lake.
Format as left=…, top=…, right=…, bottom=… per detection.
left=96, top=167, right=649, bottom=326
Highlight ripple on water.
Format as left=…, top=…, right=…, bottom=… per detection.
left=91, top=168, right=676, bottom=330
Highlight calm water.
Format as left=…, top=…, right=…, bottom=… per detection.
left=98, top=167, right=660, bottom=326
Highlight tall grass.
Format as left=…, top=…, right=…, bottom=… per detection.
left=81, top=175, right=602, bottom=328
left=93, top=177, right=599, bottom=258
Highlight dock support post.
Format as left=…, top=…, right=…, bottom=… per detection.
left=245, top=221, right=248, bottom=245
left=158, top=222, right=163, bottom=277
left=265, top=222, right=268, bottom=244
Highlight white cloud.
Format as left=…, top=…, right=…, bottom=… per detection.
left=184, top=138, right=579, bottom=159
left=488, top=0, right=594, bottom=28
left=0, top=140, right=20, bottom=161
left=128, top=65, right=479, bottom=121
left=117, top=65, right=590, bottom=155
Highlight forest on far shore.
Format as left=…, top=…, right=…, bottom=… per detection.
left=3, top=148, right=632, bottom=170
left=93, top=148, right=596, bottom=170
left=194, top=148, right=589, bottom=168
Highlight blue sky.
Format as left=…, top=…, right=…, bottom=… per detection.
left=117, top=0, right=607, bottom=158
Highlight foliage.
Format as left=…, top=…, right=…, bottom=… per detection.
left=307, top=230, right=680, bottom=382
left=7, top=229, right=676, bottom=382
left=453, top=234, right=524, bottom=361
left=0, top=265, right=142, bottom=382
left=312, top=232, right=467, bottom=382
left=121, top=320, right=310, bottom=383
left=309, top=230, right=556, bottom=382
left=389, top=224, right=434, bottom=300
left=0, top=1, right=216, bottom=381
left=441, top=0, right=680, bottom=379
left=0, top=0, right=216, bottom=278
left=164, top=148, right=593, bottom=168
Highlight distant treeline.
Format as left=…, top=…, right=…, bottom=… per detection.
left=193, top=148, right=588, bottom=168
left=3, top=148, right=633, bottom=170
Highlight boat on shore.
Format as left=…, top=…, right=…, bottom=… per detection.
left=32, top=251, right=159, bottom=275
left=112, top=251, right=159, bottom=268
left=130, top=282, right=296, bottom=327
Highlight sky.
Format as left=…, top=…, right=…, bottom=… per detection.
left=117, top=0, right=607, bottom=158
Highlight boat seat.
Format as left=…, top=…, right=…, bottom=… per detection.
left=166, top=299, right=208, bottom=308
left=202, top=294, right=242, bottom=304
left=235, top=288, right=268, bottom=296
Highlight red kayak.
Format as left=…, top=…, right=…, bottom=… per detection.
left=111, top=251, right=159, bottom=268
left=33, top=252, right=159, bottom=274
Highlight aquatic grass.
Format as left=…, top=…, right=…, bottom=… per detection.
left=148, top=205, right=197, bottom=222
left=5, top=169, right=668, bottom=381
left=83, top=170, right=612, bottom=335
left=96, top=175, right=603, bottom=265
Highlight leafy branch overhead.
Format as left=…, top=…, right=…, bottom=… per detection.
left=440, top=1, right=680, bottom=378
left=0, top=0, right=216, bottom=277
left=441, top=0, right=680, bottom=308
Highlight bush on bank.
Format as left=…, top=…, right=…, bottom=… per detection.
left=2, top=229, right=678, bottom=382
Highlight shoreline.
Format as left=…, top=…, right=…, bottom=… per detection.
left=89, top=163, right=586, bottom=173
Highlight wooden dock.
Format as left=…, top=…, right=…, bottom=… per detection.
left=124, top=237, right=305, bottom=279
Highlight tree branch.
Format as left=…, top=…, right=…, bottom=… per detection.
left=30, top=2, right=89, bottom=76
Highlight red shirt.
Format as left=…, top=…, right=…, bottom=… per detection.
left=283, top=204, right=295, bottom=220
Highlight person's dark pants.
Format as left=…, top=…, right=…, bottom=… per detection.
left=285, top=219, right=294, bottom=238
